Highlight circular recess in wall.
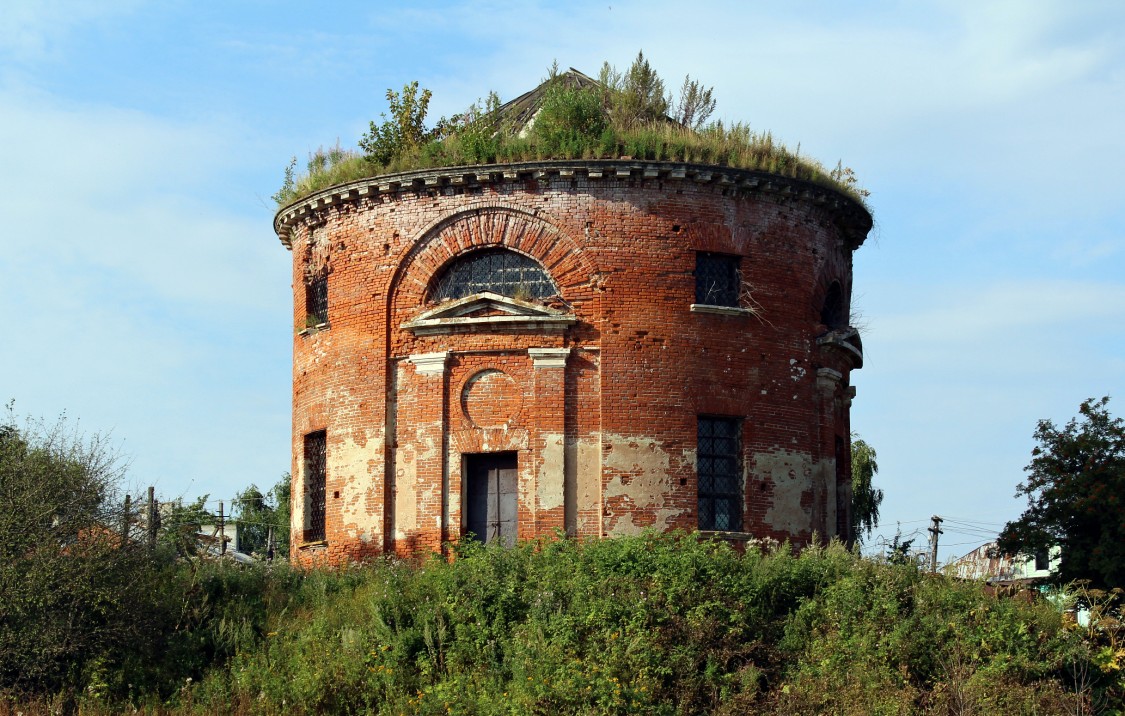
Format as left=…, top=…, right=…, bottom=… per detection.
left=461, top=369, right=522, bottom=428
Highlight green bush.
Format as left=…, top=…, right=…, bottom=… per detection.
left=6, top=530, right=1118, bottom=713
left=166, top=535, right=1113, bottom=715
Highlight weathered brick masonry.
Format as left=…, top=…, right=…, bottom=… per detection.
left=274, top=159, right=871, bottom=566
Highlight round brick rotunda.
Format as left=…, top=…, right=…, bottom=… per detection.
left=276, top=153, right=871, bottom=565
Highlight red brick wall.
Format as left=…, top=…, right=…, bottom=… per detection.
left=280, top=162, right=870, bottom=565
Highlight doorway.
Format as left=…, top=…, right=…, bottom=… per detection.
left=464, top=452, right=518, bottom=545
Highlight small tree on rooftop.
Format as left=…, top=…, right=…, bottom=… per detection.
left=675, top=75, right=717, bottom=130
left=600, top=51, right=671, bottom=128
left=531, top=81, right=608, bottom=155
left=359, top=81, right=435, bottom=167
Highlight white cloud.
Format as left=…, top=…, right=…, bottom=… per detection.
left=0, top=85, right=287, bottom=313
left=0, top=0, right=141, bottom=64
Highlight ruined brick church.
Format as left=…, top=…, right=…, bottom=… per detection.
left=274, top=73, right=871, bottom=565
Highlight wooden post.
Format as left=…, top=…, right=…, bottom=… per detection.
left=218, top=501, right=226, bottom=556
left=267, top=525, right=275, bottom=562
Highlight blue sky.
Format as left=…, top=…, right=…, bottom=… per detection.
left=2, top=1, right=1123, bottom=561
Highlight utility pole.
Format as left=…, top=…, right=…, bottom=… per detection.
left=928, top=515, right=944, bottom=573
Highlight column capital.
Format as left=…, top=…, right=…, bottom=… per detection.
left=816, top=367, right=843, bottom=392
left=528, top=347, right=570, bottom=369
left=408, top=351, right=450, bottom=376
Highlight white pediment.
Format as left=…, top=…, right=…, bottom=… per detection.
left=402, top=292, right=576, bottom=336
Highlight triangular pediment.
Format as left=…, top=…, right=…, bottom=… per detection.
left=402, top=292, right=576, bottom=336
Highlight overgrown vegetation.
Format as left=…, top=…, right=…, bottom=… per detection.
left=272, top=52, right=870, bottom=208
left=6, top=532, right=1122, bottom=714
left=5, top=406, right=1120, bottom=714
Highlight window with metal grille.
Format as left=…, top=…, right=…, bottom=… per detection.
left=694, top=252, right=740, bottom=307
left=697, top=417, right=742, bottom=531
left=304, top=430, right=326, bottom=542
left=306, top=274, right=328, bottom=325
left=430, top=249, right=558, bottom=302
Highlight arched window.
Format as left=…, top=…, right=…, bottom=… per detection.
left=429, top=249, right=558, bottom=302
left=820, top=281, right=846, bottom=330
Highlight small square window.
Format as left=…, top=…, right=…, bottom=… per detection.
left=695, top=253, right=740, bottom=307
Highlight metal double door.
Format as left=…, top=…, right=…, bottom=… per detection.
left=465, top=453, right=517, bottom=545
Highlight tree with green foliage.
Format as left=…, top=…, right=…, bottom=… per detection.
left=599, top=51, right=670, bottom=128
left=674, top=75, right=717, bottom=130
left=359, top=81, right=436, bottom=166
left=998, top=396, right=1125, bottom=587
left=0, top=409, right=168, bottom=698
left=234, top=475, right=290, bottom=559
left=157, top=493, right=213, bottom=556
left=531, top=81, right=608, bottom=152
left=850, top=434, right=883, bottom=544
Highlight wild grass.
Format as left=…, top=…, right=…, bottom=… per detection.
left=274, top=123, right=869, bottom=211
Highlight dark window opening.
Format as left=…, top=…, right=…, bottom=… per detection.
left=304, top=431, right=326, bottom=542
left=836, top=434, right=850, bottom=541
left=698, top=417, right=742, bottom=531
left=306, top=274, right=328, bottom=326
left=464, top=452, right=518, bottom=546
left=430, top=249, right=558, bottom=302
left=695, top=252, right=740, bottom=307
left=1034, top=549, right=1050, bottom=571
left=821, top=281, right=845, bottom=330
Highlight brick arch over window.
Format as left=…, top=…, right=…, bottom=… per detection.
left=388, top=206, right=597, bottom=316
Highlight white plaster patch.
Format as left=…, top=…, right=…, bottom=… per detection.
left=334, top=428, right=384, bottom=543
left=393, top=446, right=417, bottom=540
left=537, top=432, right=566, bottom=511
left=602, top=434, right=689, bottom=535
left=756, top=449, right=814, bottom=534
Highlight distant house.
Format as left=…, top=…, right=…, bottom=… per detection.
left=950, top=542, right=1061, bottom=585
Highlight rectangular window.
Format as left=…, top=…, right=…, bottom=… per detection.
left=694, top=252, right=740, bottom=307
left=1034, top=549, right=1049, bottom=572
left=304, top=430, right=326, bottom=542
left=306, top=274, right=328, bottom=326
left=697, top=417, right=742, bottom=531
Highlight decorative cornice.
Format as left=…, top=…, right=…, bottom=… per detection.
left=816, top=327, right=864, bottom=369
left=273, top=160, right=872, bottom=250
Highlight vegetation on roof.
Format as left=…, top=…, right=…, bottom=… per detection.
left=272, top=53, right=870, bottom=209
